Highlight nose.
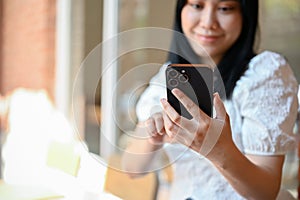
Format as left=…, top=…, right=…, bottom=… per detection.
left=199, top=7, right=218, bottom=30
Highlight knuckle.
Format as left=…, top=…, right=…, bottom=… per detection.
left=173, top=115, right=181, bottom=124
left=156, top=125, right=163, bottom=134
left=152, top=112, right=162, bottom=119
left=166, top=123, right=175, bottom=132
left=148, top=130, right=157, bottom=137
left=195, top=133, right=204, bottom=142
left=146, top=117, right=154, bottom=125
left=186, top=102, right=194, bottom=111
left=201, top=121, right=210, bottom=132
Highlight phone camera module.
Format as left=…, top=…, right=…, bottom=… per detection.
left=168, top=79, right=178, bottom=87
left=178, top=74, right=189, bottom=83
left=168, top=69, right=179, bottom=78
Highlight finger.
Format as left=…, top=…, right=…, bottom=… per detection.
left=198, top=93, right=227, bottom=156
left=162, top=111, right=179, bottom=139
left=199, top=119, right=224, bottom=157
left=160, top=98, right=191, bottom=126
left=145, top=118, right=158, bottom=137
left=152, top=113, right=165, bottom=135
left=213, top=93, right=226, bottom=121
left=171, top=88, right=206, bottom=120
left=162, top=112, right=195, bottom=146
left=161, top=98, right=199, bottom=134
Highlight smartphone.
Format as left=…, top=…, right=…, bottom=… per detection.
left=165, top=64, right=213, bottom=119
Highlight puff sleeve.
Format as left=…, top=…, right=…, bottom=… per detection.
left=232, top=51, right=299, bottom=155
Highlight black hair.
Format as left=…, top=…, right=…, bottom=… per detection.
left=168, top=0, right=259, bottom=98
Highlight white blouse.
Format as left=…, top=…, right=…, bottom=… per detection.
left=136, top=51, right=299, bottom=200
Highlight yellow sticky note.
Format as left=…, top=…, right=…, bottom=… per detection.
left=46, top=141, right=81, bottom=176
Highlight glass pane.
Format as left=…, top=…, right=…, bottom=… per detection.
left=115, top=0, right=176, bottom=150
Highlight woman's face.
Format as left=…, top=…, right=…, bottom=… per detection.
left=181, top=0, right=242, bottom=64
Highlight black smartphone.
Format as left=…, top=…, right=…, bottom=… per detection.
left=165, top=64, right=213, bottom=119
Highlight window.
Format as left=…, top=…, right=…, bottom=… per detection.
left=70, top=0, right=300, bottom=158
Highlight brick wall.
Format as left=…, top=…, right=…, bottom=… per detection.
left=0, top=0, right=56, bottom=99
left=0, top=0, right=3, bottom=88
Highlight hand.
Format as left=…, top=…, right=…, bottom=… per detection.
left=144, top=112, right=166, bottom=145
left=160, top=88, right=233, bottom=158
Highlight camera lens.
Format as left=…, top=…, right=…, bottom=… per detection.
left=168, top=79, right=178, bottom=87
left=168, top=69, right=178, bottom=78
left=178, top=74, right=189, bottom=83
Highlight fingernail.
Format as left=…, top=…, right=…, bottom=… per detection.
left=172, top=88, right=180, bottom=95
left=213, top=92, right=220, bottom=99
left=160, top=98, right=167, bottom=104
left=172, top=88, right=178, bottom=92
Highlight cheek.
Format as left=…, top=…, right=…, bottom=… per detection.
left=233, top=21, right=243, bottom=41
left=181, top=8, right=189, bottom=32
left=233, top=16, right=243, bottom=34
left=223, top=18, right=242, bottom=41
left=181, top=7, right=199, bottom=33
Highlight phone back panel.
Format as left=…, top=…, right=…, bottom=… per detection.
left=166, top=65, right=213, bottom=119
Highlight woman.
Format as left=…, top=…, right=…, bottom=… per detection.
left=122, top=0, right=299, bottom=199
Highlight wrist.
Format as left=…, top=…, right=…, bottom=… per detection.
left=147, top=138, right=164, bottom=151
left=206, top=139, right=239, bottom=169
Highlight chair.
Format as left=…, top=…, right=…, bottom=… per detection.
left=104, top=154, right=158, bottom=200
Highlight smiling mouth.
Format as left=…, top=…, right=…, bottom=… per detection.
left=195, top=34, right=220, bottom=43
left=200, top=35, right=219, bottom=38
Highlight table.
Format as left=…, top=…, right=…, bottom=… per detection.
left=0, top=180, right=122, bottom=200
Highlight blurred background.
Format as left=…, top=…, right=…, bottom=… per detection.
left=0, top=0, right=299, bottom=199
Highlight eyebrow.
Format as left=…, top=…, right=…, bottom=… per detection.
left=199, top=0, right=240, bottom=3
left=199, top=0, right=239, bottom=2
left=219, top=0, right=239, bottom=2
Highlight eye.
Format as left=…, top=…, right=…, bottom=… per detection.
left=218, top=6, right=234, bottom=12
left=188, top=3, right=204, bottom=10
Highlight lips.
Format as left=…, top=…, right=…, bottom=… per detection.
left=194, top=33, right=221, bottom=43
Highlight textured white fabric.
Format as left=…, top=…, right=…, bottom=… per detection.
left=136, top=51, right=299, bottom=200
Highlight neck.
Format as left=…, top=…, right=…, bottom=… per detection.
left=201, top=56, right=221, bottom=67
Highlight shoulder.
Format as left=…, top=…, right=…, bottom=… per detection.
left=249, top=50, right=287, bottom=68
left=232, top=50, right=298, bottom=128
left=248, top=51, right=292, bottom=76
left=234, top=51, right=298, bottom=96
left=247, top=51, right=292, bottom=79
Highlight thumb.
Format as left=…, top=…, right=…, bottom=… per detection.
left=213, top=93, right=226, bottom=121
